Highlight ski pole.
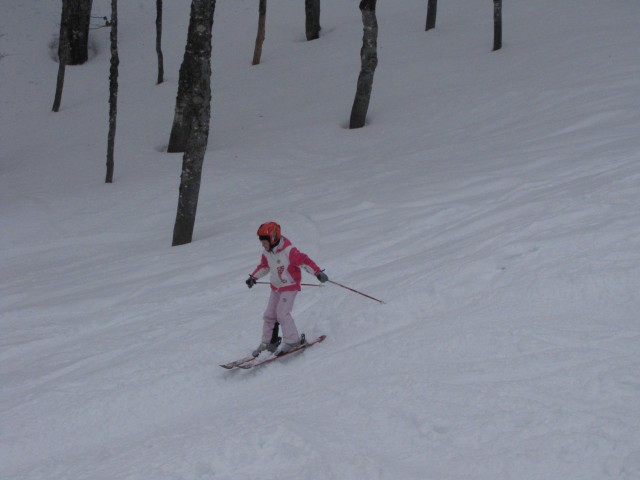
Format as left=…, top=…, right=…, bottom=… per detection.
left=327, top=280, right=385, bottom=304
left=256, top=281, right=323, bottom=287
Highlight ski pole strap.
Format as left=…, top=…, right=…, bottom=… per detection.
left=327, top=280, right=385, bottom=304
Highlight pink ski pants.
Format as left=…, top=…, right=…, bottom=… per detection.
left=262, top=290, right=300, bottom=345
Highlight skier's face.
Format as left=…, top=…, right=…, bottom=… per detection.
left=260, top=239, right=271, bottom=251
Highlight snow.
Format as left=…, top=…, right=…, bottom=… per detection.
left=2, top=0, right=640, bottom=478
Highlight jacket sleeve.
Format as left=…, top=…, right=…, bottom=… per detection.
left=289, top=248, right=322, bottom=275
left=251, top=254, right=270, bottom=279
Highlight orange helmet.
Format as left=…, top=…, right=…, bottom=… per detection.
left=257, top=222, right=281, bottom=249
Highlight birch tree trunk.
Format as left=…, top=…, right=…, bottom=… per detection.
left=72, top=0, right=93, bottom=64
left=252, top=0, right=267, bottom=65
left=105, top=0, right=119, bottom=183
left=349, top=0, right=378, bottom=129
left=425, top=0, right=437, bottom=32
left=493, top=0, right=502, bottom=51
left=172, top=0, right=216, bottom=246
left=305, top=0, right=320, bottom=41
left=67, top=0, right=93, bottom=65
left=52, top=0, right=94, bottom=111
left=52, top=61, right=67, bottom=112
left=156, top=0, right=164, bottom=84
left=52, top=3, right=71, bottom=112
left=168, top=0, right=215, bottom=152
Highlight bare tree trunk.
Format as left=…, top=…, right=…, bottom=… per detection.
left=68, top=0, right=93, bottom=65
left=52, top=0, right=94, bottom=111
left=349, top=0, right=378, bottom=130
left=168, top=0, right=215, bottom=153
left=105, top=0, right=119, bottom=183
left=156, top=0, right=164, bottom=84
left=252, top=0, right=267, bottom=65
left=52, top=62, right=66, bottom=112
left=172, top=0, right=216, bottom=246
left=167, top=81, right=190, bottom=152
left=493, top=0, right=502, bottom=51
left=305, top=0, right=320, bottom=41
left=52, top=3, right=71, bottom=112
left=425, top=0, right=437, bottom=31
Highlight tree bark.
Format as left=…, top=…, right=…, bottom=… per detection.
left=52, top=8, right=70, bottom=112
left=167, top=0, right=214, bottom=153
left=172, top=0, right=216, bottom=246
left=349, top=0, right=378, bottom=129
left=105, top=0, right=119, bottom=183
left=66, top=0, right=93, bottom=65
left=252, top=0, right=267, bottom=65
left=493, top=0, right=502, bottom=51
left=52, top=0, right=93, bottom=111
left=305, top=0, right=320, bottom=41
left=425, top=0, right=437, bottom=32
left=156, top=0, right=164, bottom=84
left=52, top=62, right=66, bottom=112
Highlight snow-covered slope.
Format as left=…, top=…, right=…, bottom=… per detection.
left=2, top=0, right=640, bottom=479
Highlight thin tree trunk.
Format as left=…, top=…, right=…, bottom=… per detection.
left=156, top=0, right=164, bottom=84
left=172, top=0, right=216, bottom=246
left=349, top=0, right=378, bottom=129
left=52, top=63, right=66, bottom=112
left=52, top=0, right=94, bottom=111
left=305, top=0, right=320, bottom=41
left=106, top=0, right=119, bottom=183
left=252, top=0, right=267, bottom=65
left=52, top=1, right=72, bottom=112
left=493, top=0, right=502, bottom=51
left=425, top=0, right=437, bottom=31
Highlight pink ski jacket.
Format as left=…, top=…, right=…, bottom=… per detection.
left=251, top=236, right=322, bottom=291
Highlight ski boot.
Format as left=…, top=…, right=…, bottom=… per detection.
left=252, top=337, right=281, bottom=357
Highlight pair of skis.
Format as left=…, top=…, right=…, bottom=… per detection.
left=220, top=335, right=326, bottom=370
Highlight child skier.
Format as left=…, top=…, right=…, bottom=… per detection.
left=246, top=222, right=328, bottom=356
